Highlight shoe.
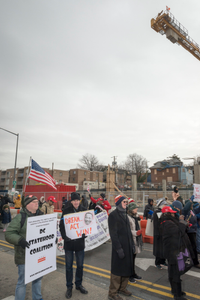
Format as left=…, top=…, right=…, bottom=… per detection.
left=161, top=262, right=168, bottom=267
left=134, top=274, right=142, bottom=280
left=108, top=295, right=123, bottom=300
left=172, top=291, right=186, bottom=296
left=118, top=289, right=132, bottom=296
left=76, top=285, right=88, bottom=294
left=193, top=264, right=200, bottom=269
left=156, top=265, right=162, bottom=270
left=129, top=277, right=136, bottom=283
left=66, top=288, right=72, bottom=299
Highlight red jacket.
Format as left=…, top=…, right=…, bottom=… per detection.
left=90, top=196, right=111, bottom=213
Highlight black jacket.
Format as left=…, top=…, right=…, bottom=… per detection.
left=143, top=199, right=154, bottom=219
left=108, top=208, right=133, bottom=276
left=160, top=214, right=194, bottom=264
left=153, top=208, right=164, bottom=258
left=59, top=202, right=86, bottom=252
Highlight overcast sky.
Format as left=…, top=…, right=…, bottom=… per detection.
left=0, top=0, right=200, bottom=171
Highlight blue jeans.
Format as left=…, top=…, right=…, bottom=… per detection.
left=15, top=264, right=42, bottom=300
left=65, top=250, right=84, bottom=289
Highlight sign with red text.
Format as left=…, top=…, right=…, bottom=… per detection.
left=193, top=184, right=200, bottom=202
left=64, top=210, right=98, bottom=240
left=25, top=213, right=57, bottom=284
left=87, top=184, right=90, bottom=193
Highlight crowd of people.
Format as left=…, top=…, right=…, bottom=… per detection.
left=1, top=188, right=200, bottom=300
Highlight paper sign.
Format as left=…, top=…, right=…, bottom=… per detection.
left=87, top=184, right=90, bottom=193
left=25, top=213, right=57, bottom=284
left=64, top=210, right=98, bottom=240
left=193, top=184, right=200, bottom=202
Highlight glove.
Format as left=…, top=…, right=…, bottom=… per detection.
left=55, top=237, right=58, bottom=244
left=136, top=229, right=142, bottom=236
left=82, top=233, right=86, bottom=239
left=64, top=236, right=71, bottom=242
left=18, top=238, right=30, bottom=249
left=148, top=210, right=154, bottom=216
left=117, top=248, right=125, bottom=259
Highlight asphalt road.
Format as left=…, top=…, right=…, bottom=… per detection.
left=0, top=229, right=200, bottom=300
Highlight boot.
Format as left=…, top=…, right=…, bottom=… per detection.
left=174, top=282, right=187, bottom=300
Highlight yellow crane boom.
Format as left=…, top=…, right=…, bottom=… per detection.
left=151, top=8, right=200, bottom=61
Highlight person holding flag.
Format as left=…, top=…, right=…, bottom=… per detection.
left=89, top=193, right=111, bottom=215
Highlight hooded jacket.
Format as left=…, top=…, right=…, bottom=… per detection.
left=182, top=201, right=200, bottom=233
left=143, top=199, right=154, bottom=219
left=5, top=207, right=43, bottom=265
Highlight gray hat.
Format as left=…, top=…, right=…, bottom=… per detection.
left=156, top=198, right=167, bottom=208
left=172, top=200, right=183, bottom=210
left=24, top=195, right=38, bottom=207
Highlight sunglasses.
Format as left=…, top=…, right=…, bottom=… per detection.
left=122, top=200, right=128, bottom=204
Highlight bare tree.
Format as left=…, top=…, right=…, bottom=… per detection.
left=78, top=153, right=100, bottom=171
left=124, top=153, right=148, bottom=179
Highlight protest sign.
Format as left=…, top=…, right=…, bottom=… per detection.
left=64, top=210, right=98, bottom=240
left=194, top=184, right=200, bottom=202
left=25, top=213, right=57, bottom=284
left=56, top=211, right=110, bottom=255
left=85, top=211, right=110, bottom=251
left=87, top=183, right=90, bottom=193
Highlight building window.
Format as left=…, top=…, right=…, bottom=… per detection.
left=162, top=172, right=164, bottom=176
left=154, top=170, right=157, bottom=175
left=60, top=172, right=63, bottom=176
left=84, top=178, right=86, bottom=181
left=73, top=171, right=76, bottom=174
left=96, top=173, right=98, bottom=177
left=173, top=168, right=176, bottom=174
left=167, top=177, right=172, bottom=182
left=73, top=177, right=75, bottom=181
left=155, top=177, right=157, bottom=180
left=166, top=168, right=169, bottom=173
left=84, top=172, right=86, bottom=175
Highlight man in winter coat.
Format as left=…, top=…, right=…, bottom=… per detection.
left=80, top=194, right=88, bottom=210
left=89, top=193, right=111, bottom=214
left=160, top=205, right=194, bottom=300
left=153, top=198, right=168, bottom=269
left=143, top=198, right=154, bottom=220
left=40, top=195, right=57, bottom=214
left=108, top=195, right=133, bottom=300
left=59, top=192, right=88, bottom=299
left=182, top=196, right=200, bottom=268
left=5, top=195, right=44, bottom=300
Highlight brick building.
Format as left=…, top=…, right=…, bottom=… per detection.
left=0, top=167, right=69, bottom=192
left=69, top=168, right=103, bottom=189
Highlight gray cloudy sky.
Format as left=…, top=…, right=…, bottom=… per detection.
left=1, top=0, right=200, bottom=171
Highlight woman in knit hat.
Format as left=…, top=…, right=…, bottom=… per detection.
left=127, top=202, right=143, bottom=283
left=108, top=195, right=133, bottom=300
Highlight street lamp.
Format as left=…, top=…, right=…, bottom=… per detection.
left=0, top=127, right=19, bottom=190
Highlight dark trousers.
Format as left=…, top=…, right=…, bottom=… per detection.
left=131, top=253, right=136, bottom=277
left=168, top=264, right=182, bottom=297
left=187, top=232, right=199, bottom=265
left=155, top=257, right=166, bottom=266
left=65, top=250, right=84, bottom=289
left=108, top=273, right=129, bottom=297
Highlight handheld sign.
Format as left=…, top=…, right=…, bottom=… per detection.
left=64, top=210, right=98, bottom=240
left=87, top=183, right=90, bottom=193
left=25, top=213, right=57, bottom=284
left=193, top=184, right=200, bottom=202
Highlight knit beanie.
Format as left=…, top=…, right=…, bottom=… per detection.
left=128, top=202, right=139, bottom=211
left=172, top=200, right=183, bottom=210
left=115, top=195, right=126, bottom=206
left=71, top=192, right=80, bottom=201
left=24, top=195, right=38, bottom=207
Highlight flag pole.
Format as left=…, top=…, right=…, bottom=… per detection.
left=23, top=156, right=32, bottom=193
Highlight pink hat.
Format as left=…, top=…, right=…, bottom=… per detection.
left=47, top=196, right=57, bottom=203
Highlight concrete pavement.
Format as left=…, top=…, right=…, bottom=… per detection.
left=0, top=250, right=109, bottom=300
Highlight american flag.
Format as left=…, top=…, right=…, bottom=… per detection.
left=28, top=159, right=57, bottom=190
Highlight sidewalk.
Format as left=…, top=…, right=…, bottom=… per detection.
left=0, top=251, right=108, bottom=300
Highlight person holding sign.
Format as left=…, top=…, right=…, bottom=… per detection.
left=5, top=195, right=44, bottom=300
left=89, top=193, right=111, bottom=214
left=59, top=192, right=88, bottom=299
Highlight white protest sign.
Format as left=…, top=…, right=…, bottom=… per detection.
left=25, top=213, right=57, bottom=284
left=87, top=184, right=90, bottom=193
left=193, top=184, right=200, bottom=202
left=85, top=211, right=110, bottom=251
left=56, top=218, right=65, bottom=256
left=64, top=210, right=98, bottom=240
